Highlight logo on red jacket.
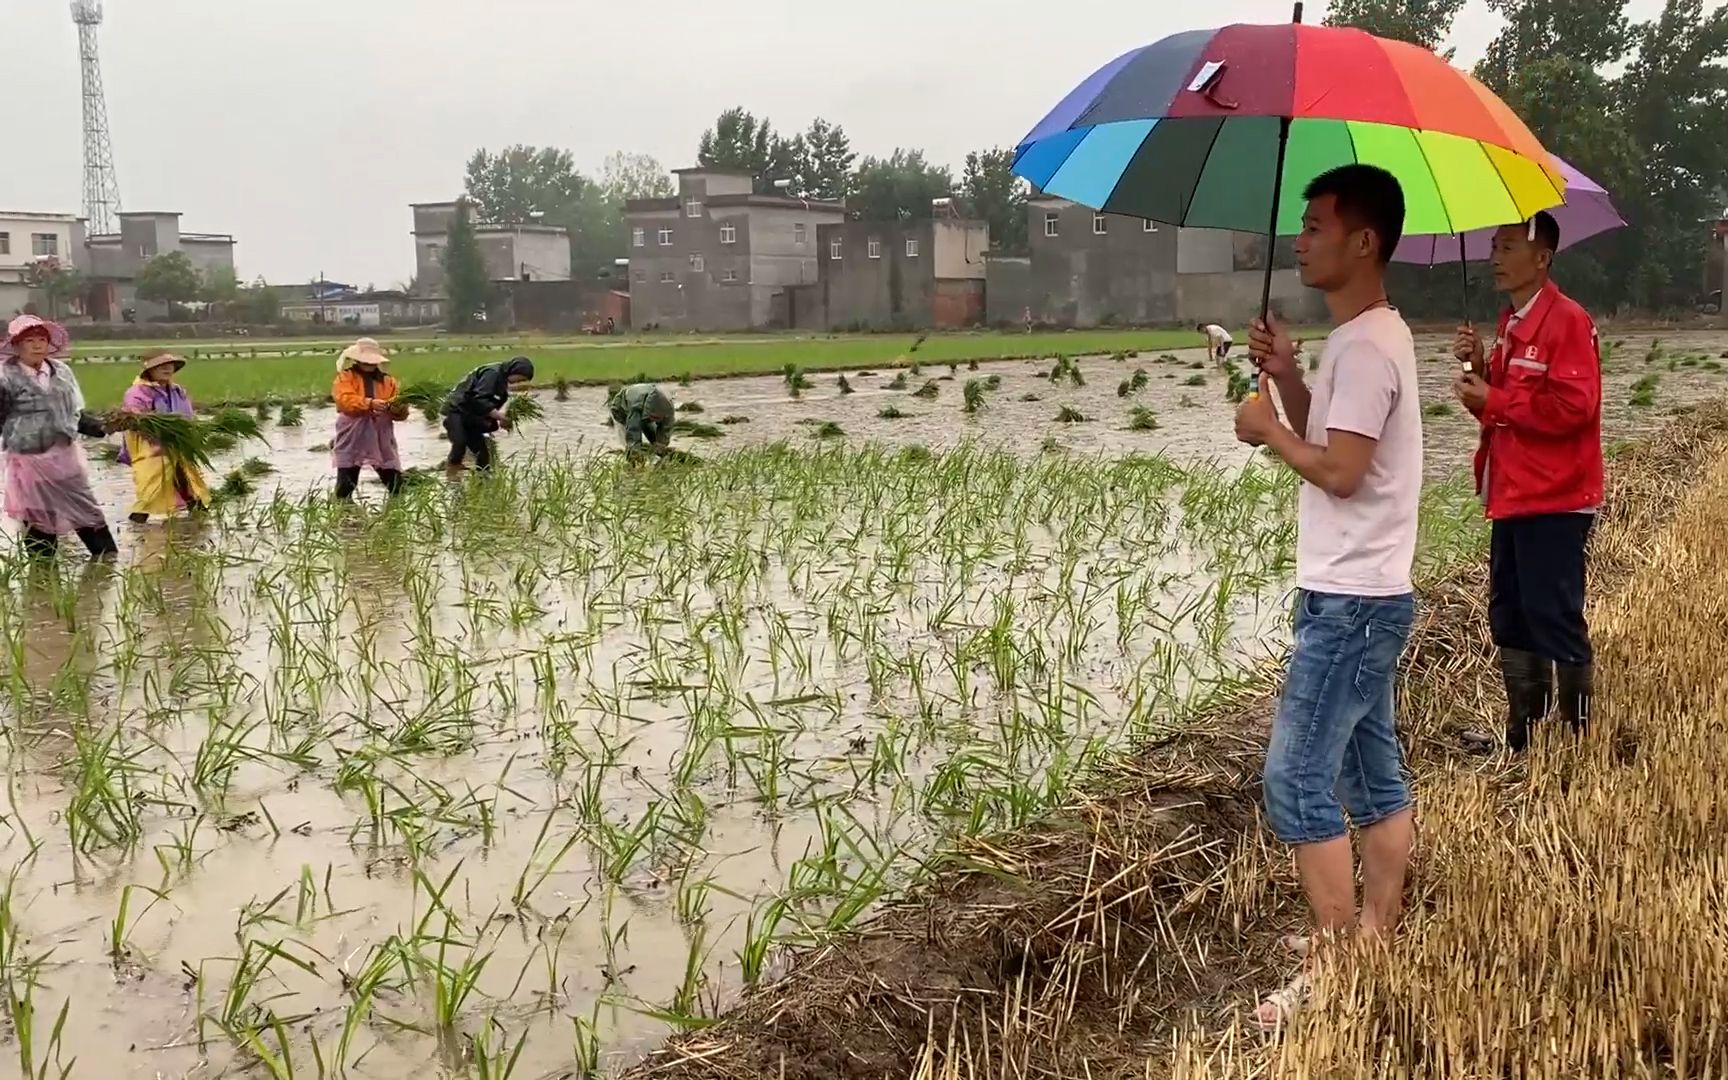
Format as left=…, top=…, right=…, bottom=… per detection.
left=1524, top=345, right=1539, bottom=360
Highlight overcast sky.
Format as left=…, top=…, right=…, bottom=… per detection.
left=7, top=0, right=1667, bottom=288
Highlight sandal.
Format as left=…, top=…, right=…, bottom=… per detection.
left=1253, top=971, right=1311, bottom=1032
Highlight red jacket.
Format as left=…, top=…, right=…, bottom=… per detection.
left=1471, top=279, right=1603, bottom=519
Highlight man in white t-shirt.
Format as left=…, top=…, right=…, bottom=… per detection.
left=1198, top=322, right=1233, bottom=364
left=1231, top=164, right=1422, bottom=1030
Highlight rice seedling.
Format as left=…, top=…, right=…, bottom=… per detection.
left=1019, top=393, right=1042, bottom=403
left=887, top=372, right=909, bottom=391
left=782, top=365, right=813, bottom=396
left=1645, top=338, right=1663, bottom=364
left=1055, top=405, right=1089, bottom=423
left=876, top=404, right=908, bottom=419
left=911, top=380, right=940, bottom=400
left=240, top=457, right=275, bottom=478
left=396, top=380, right=449, bottom=422
left=837, top=374, right=854, bottom=395
left=677, top=370, right=694, bottom=386
left=1179, top=394, right=1198, bottom=408
left=1426, top=402, right=1456, bottom=417
left=984, top=374, right=1002, bottom=390
left=672, top=419, right=724, bottom=439
left=1631, top=373, right=1660, bottom=407
left=962, top=379, right=987, bottom=414
left=1126, top=405, right=1160, bottom=431
left=254, top=401, right=273, bottom=422
left=967, top=359, right=979, bottom=371
left=275, top=402, right=304, bottom=427
left=811, top=421, right=845, bottom=439
left=676, top=401, right=704, bottom=414
left=1183, top=373, right=1207, bottom=387
left=553, top=377, right=571, bottom=401
left=718, top=414, right=750, bottom=425
left=504, top=395, right=543, bottom=426
left=1224, top=364, right=1253, bottom=404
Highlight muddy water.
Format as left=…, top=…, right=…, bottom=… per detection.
left=4, top=330, right=1724, bottom=1079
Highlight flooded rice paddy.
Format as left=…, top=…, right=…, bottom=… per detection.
left=0, top=332, right=1722, bottom=1078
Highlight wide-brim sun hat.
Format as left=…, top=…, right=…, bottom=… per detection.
left=337, top=337, right=391, bottom=372
left=1, top=315, right=70, bottom=361
left=139, top=351, right=188, bottom=376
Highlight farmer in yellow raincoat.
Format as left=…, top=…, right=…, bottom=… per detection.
left=119, top=351, right=210, bottom=523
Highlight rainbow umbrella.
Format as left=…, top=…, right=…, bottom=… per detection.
left=1392, top=156, right=1625, bottom=264
left=1013, top=5, right=1566, bottom=317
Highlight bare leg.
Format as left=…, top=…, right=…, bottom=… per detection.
left=1357, top=807, right=1415, bottom=938
left=1293, top=835, right=1357, bottom=934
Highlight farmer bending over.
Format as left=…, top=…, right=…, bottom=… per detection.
left=1454, top=211, right=1602, bottom=753
left=443, top=355, right=533, bottom=475
left=1232, top=164, right=1420, bottom=1029
left=1199, top=322, right=1234, bottom=365
left=609, top=383, right=675, bottom=458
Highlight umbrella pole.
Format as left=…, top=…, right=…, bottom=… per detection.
left=1252, top=1, right=1301, bottom=401
left=1457, top=233, right=1469, bottom=323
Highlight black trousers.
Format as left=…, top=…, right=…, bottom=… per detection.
left=335, top=467, right=403, bottom=500
left=1489, top=513, right=1594, bottom=664
left=444, top=414, right=493, bottom=470
left=22, top=524, right=118, bottom=558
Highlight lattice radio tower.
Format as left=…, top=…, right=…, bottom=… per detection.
left=71, top=0, right=122, bottom=235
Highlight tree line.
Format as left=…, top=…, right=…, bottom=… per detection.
left=1328, top=0, right=1728, bottom=316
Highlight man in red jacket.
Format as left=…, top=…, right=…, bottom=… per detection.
left=1453, top=210, right=1603, bottom=753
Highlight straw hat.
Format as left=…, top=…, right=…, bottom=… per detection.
left=139, top=350, right=187, bottom=376
left=1, top=315, right=70, bottom=362
left=337, top=337, right=391, bottom=372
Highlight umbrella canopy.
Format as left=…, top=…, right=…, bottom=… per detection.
left=1014, top=22, right=1566, bottom=238
left=1392, top=157, right=1625, bottom=264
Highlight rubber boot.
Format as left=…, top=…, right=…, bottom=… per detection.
left=76, top=525, right=119, bottom=559
left=1500, top=648, right=1553, bottom=753
left=21, top=527, right=58, bottom=559
left=1557, top=663, right=1593, bottom=736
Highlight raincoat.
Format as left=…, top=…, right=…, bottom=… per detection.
left=609, top=384, right=674, bottom=450
left=332, top=367, right=402, bottom=471
left=0, top=359, right=108, bottom=534
left=120, top=378, right=211, bottom=517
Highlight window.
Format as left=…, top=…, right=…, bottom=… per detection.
left=719, top=223, right=737, bottom=245
left=1092, top=214, right=1108, bottom=235
left=658, top=227, right=673, bottom=246
left=867, top=238, right=882, bottom=259
left=794, top=223, right=807, bottom=245
left=722, top=268, right=739, bottom=283
left=830, top=238, right=843, bottom=261
left=905, top=238, right=920, bottom=258
left=632, top=227, right=645, bottom=248
left=633, top=269, right=646, bottom=282
left=32, top=233, right=59, bottom=257
left=660, top=271, right=676, bottom=283
left=689, top=253, right=705, bottom=272
left=686, top=199, right=702, bottom=218
left=1044, top=212, right=1059, bottom=238
left=427, top=244, right=443, bottom=265
left=1142, top=218, right=1158, bottom=233
left=0, top=233, right=9, bottom=255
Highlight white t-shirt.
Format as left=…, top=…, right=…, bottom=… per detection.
left=1203, top=324, right=1233, bottom=351
left=1295, top=306, right=1423, bottom=597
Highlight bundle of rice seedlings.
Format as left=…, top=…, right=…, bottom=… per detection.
left=672, top=419, right=724, bottom=439
left=811, top=420, right=845, bottom=439
left=113, top=410, right=264, bottom=471
left=254, top=401, right=273, bottom=422
left=505, top=395, right=544, bottom=426
left=217, top=469, right=254, bottom=500
left=963, top=379, right=986, bottom=414
left=1178, top=394, right=1199, bottom=408
left=677, top=371, right=694, bottom=386
left=211, top=409, right=265, bottom=440
left=1225, top=365, right=1254, bottom=404
left=1645, top=339, right=1663, bottom=365
left=239, top=457, right=275, bottom=478
left=887, top=373, right=909, bottom=391
left=877, top=405, right=908, bottom=420
left=718, top=415, right=751, bottom=425
left=277, top=402, right=305, bottom=427
left=948, top=362, right=958, bottom=374
left=1117, top=378, right=1133, bottom=398
left=553, top=377, right=571, bottom=401
left=1131, top=368, right=1151, bottom=392
left=1039, top=435, right=1063, bottom=452
left=677, top=401, right=705, bottom=414
left=1183, top=373, right=1207, bottom=387
left=984, top=375, right=1002, bottom=390
left=782, top=365, right=813, bottom=395
left=92, top=442, right=121, bottom=464
left=1019, top=393, right=1042, bottom=403
left=1630, top=373, right=1660, bottom=407
left=967, top=359, right=979, bottom=371
left=396, top=380, right=449, bottom=422
left=1126, top=405, right=1159, bottom=431
left=837, top=374, right=854, bottom=395
left=911, top=379, right=940, bottom=400
left=1055, top=405, right=1089, bottom=423
left=1068, top=364, right=1086, bottom=388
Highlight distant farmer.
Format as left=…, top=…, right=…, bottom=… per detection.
left=1233, top=165, right=1419, bottom=1030
left=332, top=337, right=406, bottom=499
left=609, top=383, right=675, bottom=456
left=1199, top=322, right=1234, bottom=364
left=1454, top=210, right=1602, bottom=753
left=443, top=355, right=534, bottom=475
left=0, top=315, right=118, bottom=558
left=120, top=350, right=211, bottom=523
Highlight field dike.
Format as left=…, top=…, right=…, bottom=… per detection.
left=625, top=400, right=1728, bottom=1080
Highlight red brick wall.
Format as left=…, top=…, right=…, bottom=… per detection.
left=933, top=279, right=984, bottom=329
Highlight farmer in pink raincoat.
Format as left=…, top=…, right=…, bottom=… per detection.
left=0, top=315, right=118, bottom=558
left=331, top=337, right=406, bottom=500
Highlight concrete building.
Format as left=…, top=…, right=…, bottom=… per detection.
left=82, top=211, right=237, bottom=320
left=411, top=202, right=572, bottom=294
left=986, top=196, right=1323, bottom=328
left=624, top=167, right=844, bottom=331
left=281, top=288, right=444, bottom=328
left=796, top=218, right=989, bottom=330
left=0, top=211, right=81, bottom=317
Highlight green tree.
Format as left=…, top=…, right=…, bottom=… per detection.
left=600, top=152, right=674, bottom=201
left=464, top=145, right=588, bottom=224
left=135, top=252, right=202, bottom=315
left=786, top=118, right=856, bottom=201
left=960, top=148, right=1029, bottom=255
left=23, top=257, right=84, bottom=320
left=1477, top=0, right=1631, bottom=93
left=444, top=199, right=491, bottom=332
left=1322, top=0, right=1466, bottom=52
left=849, top=150, right=955, bottom=222
left=201, top=264, right=241, bottom=307
left=697, top=107, right=796, bottom=193
left=241, top=277, right=282, bottom=325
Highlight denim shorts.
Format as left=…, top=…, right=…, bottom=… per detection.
left=1263, top=589, right=1417, bottom=845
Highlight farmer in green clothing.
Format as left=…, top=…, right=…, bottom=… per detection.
left=609, top=383, right=675, bottom=456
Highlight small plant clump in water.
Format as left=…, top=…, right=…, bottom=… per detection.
left=1055, top=405, right=1089, bottom=423
left=967, top=359, right=979, bottom=371
left=912, top=380, right=940, bottom=400
left=254, top=401, right=273, bottom=422
left=811, top=420, right=845, bottom=439
left=1126, top=405, right=1159, bottom=431
left=837, top=374, right=855, bottom=395
left=672, top=419, right=724, bottom=438
left=1178, top=395, right=1199, bottom=408
left=1020, top=393, right=1042, bottom=403
left=1224, top=365, right=1254, bottom=404
left=963, top=379, right=987, bottom=414
left=1426, top=402, right=1456, bottom=418
left=1184, top=374, right=1207, bottom=387
left=887, top=373, right=909, bottom=391
left=1630, top=374, right=1660, bottom=408
left=678, top=371, right=694, bottom=386
left=1039, top=435, right=1063, bottom=452
left=554, top=377, right=572, bottom=401
left=783, top=365, right=813, bottom=396
left=718, top=414, right=750, bottom=425
left=877, top=404, right=908, bottom=419
left=984, top=374, right=1002, bottom=390
left=240, top=457, right=275, bottom=478
left=1645, top=340, right=1664, bottom=365
left=677, top=401, right=705, bottom=414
